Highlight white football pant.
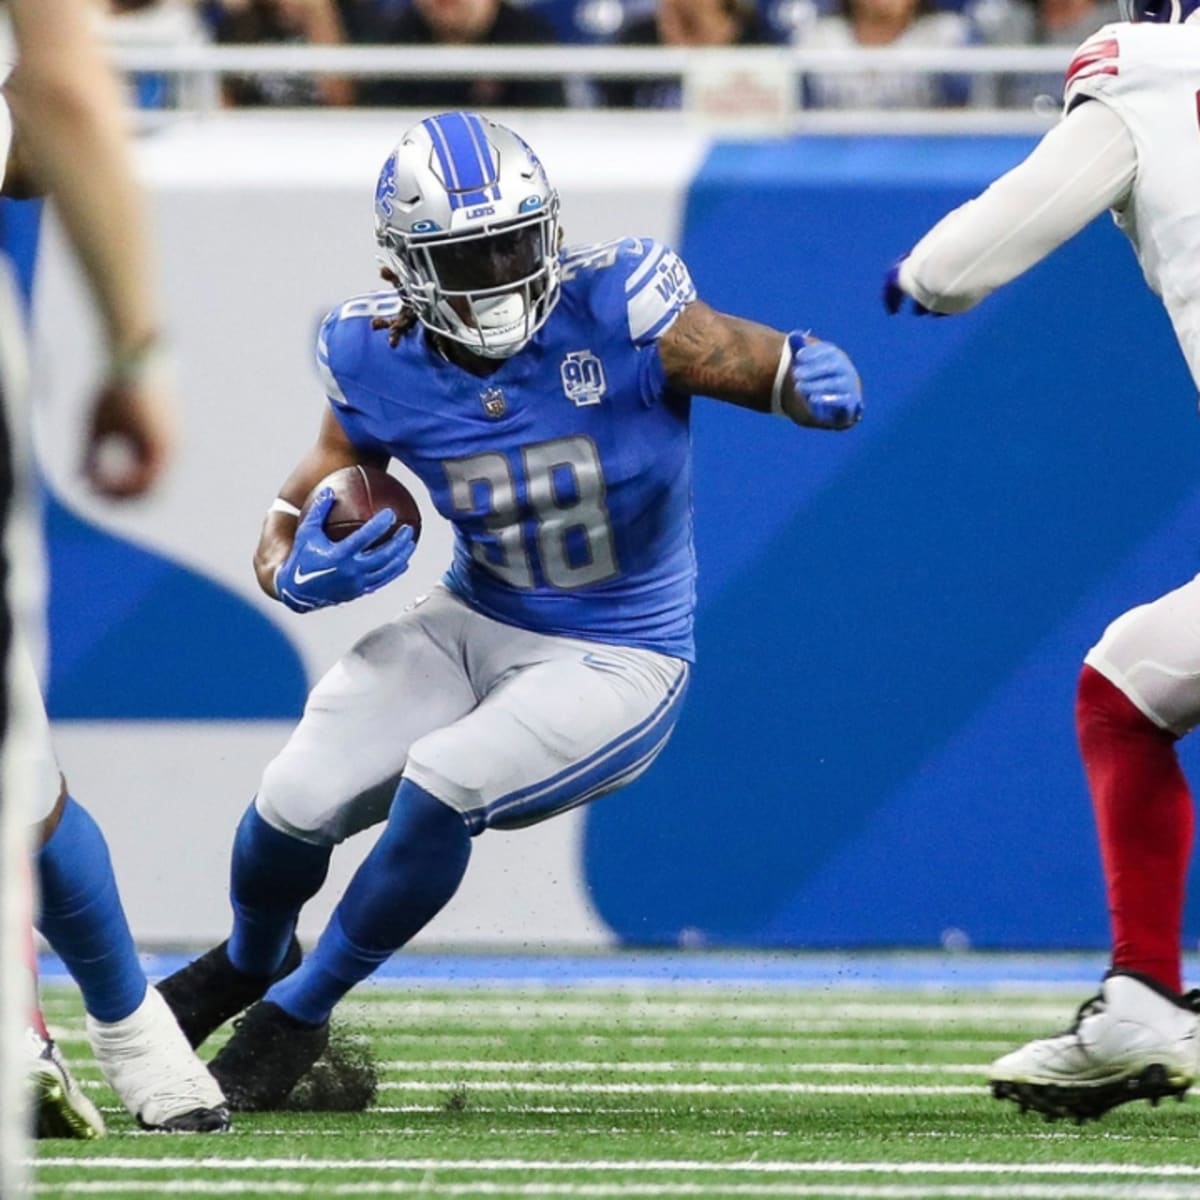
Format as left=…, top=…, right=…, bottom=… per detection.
left=1086, top=571, right=1200, bottom=735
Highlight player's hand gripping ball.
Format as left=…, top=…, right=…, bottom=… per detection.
left=275, top=466, right=421, bottom=613
left=305, top=464, right=422, bottom=545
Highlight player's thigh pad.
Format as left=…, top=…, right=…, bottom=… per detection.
left=1085, top=572, right=1200, bottom=735
left=257, top=591, right=478, bottom=844
left=405, top=634, right=690, bottom=833
left=7, top=636, right=61, bottom=825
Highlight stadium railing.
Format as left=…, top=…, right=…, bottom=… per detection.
left=108, top=43, right=1074, bottom=134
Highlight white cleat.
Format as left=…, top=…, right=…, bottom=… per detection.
left=989, top=970, right=1200, bottom=1122
left=87, top=987, right=230, bottom=1132
left=26, top=1027, right=106, bottom=1140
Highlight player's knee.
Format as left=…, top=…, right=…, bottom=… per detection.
left=1083, top=590, right=1200, bottom=735
left=1076, top=663, right=1176, bottom=740
left=404, top=740, right=489, bottom=823
left=257, top=754, right=347, bottom=847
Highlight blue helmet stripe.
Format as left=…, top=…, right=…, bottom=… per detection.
left=423, top=116, right=462, bottom=193
left=463, top=112, right=503, bottom=204
left=424, top=113, right=496, bottom=211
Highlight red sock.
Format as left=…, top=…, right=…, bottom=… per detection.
left=1077, top=663, right=1193, bottom=993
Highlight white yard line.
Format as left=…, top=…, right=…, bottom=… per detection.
left=349, top=1000, right=1068, bottom=1023
left=44, top=1184, right=1200, bottom=1198
left=35, top=1158, right=1200, bottom=1178
left=160, top=1123, right=1182, bottom=1142
left=74, top=1079, right=984, bottom=1096
left=376, top=1081, right=982, bottom=1094
left=43, top=1029, right=1022, bottom=1052
left=373, top=1034, right=1016, bottom=1051
left=375, top=1060, right=989, bottom=1075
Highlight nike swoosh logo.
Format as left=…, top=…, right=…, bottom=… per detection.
left=293, top=566, right=337, bottom=585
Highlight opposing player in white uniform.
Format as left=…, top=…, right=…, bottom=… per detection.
left=157, top=112, right=865, bottom=1111
left=886, top=0, right=1200, bottom=1123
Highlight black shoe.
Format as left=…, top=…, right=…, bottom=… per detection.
left=157, top=937, right=302, bottom=1050
left=209, top=1001, right=329, bottom=1112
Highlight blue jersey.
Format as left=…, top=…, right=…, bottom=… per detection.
left=316, top=237, right=699, bottom=660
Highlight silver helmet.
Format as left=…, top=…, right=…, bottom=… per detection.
left=373, top=112, right=561, bottom=359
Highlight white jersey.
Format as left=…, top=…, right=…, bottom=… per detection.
left=1066, top=23, right=1200, bottom=380
left=898, top=21, right=1200, bottom=389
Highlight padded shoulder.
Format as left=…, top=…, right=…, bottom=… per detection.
left=315, top=291, right=406, bottom=407
left=560, top=237, right=697, bottom=348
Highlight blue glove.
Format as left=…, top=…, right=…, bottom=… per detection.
left=789, top=333, right=863, bottom=431
left=882, top=259, right=942, bottom=317
left=275, top=488, right=415, bottom=613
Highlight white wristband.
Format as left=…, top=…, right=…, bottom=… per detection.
left=269, top=497, right=301, bottom=518
left=770, top=338, right=793, bottom=417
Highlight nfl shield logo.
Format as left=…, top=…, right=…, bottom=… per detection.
left=480, top=387, right=507, bottom=418
left=560, top=350, right=606, bottom=407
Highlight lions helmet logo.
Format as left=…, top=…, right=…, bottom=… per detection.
left=375, top=151, right=398, bottom=220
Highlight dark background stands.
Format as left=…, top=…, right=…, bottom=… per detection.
left=355, top=0, right=566, bottom=107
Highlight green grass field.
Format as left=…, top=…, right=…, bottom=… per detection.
left=31, top=974, right=1200, bottom=1199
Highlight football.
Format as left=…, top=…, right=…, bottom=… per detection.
left=301, top=465, right=422, bottom=546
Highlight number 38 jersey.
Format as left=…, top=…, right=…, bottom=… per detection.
left=316, top=237, right=700, bottom=661
left=1065, top=23, right=1200, bottom=380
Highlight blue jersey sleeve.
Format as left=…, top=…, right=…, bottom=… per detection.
left=315, top=292, right=408, bottom=453
left=619, top=237, right=697, bottom=348
left=562, top=237, right=697, bottom=349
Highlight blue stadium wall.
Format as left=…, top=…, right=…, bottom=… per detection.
left=28, top=134, right=1200, bottom=950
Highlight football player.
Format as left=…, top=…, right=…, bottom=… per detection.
left=885, top=0, right=1200, bottom=1123
left=19, top=640, right=229, bottom=1134
left=0, top=59, right=227, bottom=1136
left=157, top=111, right=864, bottom=1110
left=0, top=3, right=179, bottom=1176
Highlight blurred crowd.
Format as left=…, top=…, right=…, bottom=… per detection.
left=107, top=0, right=1119, bottom=110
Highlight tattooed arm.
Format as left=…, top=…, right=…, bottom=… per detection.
left=656, top=300, right=863, bottom=431
left=656, top=300, right=781, bottom=414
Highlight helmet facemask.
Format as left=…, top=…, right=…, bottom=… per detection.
left=378, top=200, right=561, bottom=360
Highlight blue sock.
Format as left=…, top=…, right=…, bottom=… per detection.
left=37, top=797, right=147, bottom=1023
left=268, top=780, right=471, bottom=1026
left=228, top=802, right=332, bottom=977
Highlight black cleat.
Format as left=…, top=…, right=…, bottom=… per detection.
left=209, top=1001, right=329, bottom=1112
left=992, top=1063, right=1188, bottom=1124
left=157, top=937, right=302, bottom=1050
